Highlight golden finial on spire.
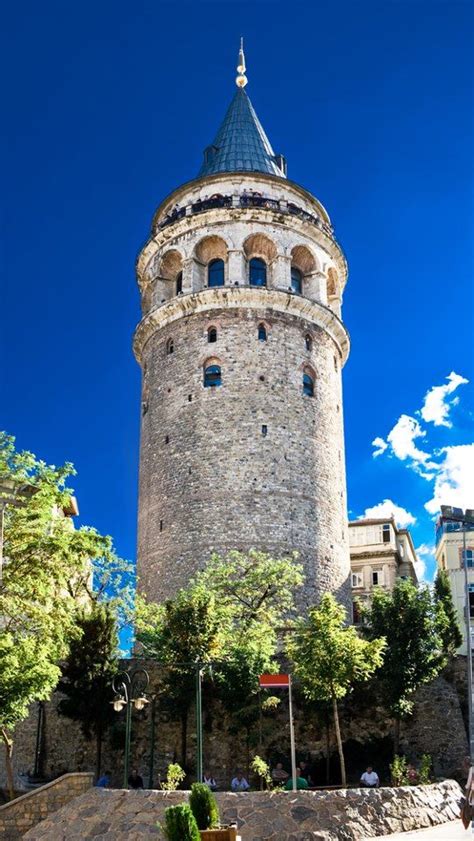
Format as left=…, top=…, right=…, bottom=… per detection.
left=236, top=36, right=248, bottom=88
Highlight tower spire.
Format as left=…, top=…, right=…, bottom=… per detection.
left=236, top=36, right=248, bottom=88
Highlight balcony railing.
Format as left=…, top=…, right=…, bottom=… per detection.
left=435, top=520, right=474, bottom=546
left=156, top=193, right=334, bottom=238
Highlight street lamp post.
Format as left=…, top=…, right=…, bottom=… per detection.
left=440, top=505, right=474, bottom=760
left=111, top=668, right=150, bottom=788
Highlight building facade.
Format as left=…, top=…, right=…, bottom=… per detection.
left=349, top=518, right=418, bottom=621
left=134, top=48, right=351, bottom=607
left=435, top=515, right=474, bottom=654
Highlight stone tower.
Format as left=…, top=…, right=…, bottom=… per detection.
left=134, top=46, right=351, bottom=608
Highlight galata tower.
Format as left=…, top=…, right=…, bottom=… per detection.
left=134, top=43, right=351, bottom=608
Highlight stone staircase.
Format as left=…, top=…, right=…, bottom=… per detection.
left=0, top=772, right=93, bottom=839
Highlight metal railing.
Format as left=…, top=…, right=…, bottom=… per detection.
left=157, top=193, right=334, bottom=238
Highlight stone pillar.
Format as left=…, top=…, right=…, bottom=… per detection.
left=182, top=258, right=194, bottom=294
left=227, top=249, right=245, bottom=285
left=272, top=254, right=292, bottom=291
left=305, top=271, right=327, bottom=304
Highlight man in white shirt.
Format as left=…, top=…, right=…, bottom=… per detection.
left=231, top=771, right=250, bottom=792
left=360, top=766, right=380, bottom=788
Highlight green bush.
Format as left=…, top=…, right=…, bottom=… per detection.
left=189, top=782, right=220, bottom=829
left=162, top=804, right=200, bottom=841
left=161, top=763, right=186, bottom=791
left=390, top=755, right=408, bottom=786
left=418, top=754, right=432, bottom=785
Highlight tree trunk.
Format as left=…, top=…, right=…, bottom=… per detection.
left=1, top=728, right=15, bottom=800
left=393, top=717, right=401, bottom=756
left=96, top=715, right=103, bottom=780
left=180, top=709, right=188, bottom=768
left=325, top=715, right=331, bottom=784
left=332, top=696, right=346, bottom=788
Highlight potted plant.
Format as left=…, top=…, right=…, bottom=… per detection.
left=189, top=782, right=238, bottom=840
left=162, top=804, right=200, bottom=841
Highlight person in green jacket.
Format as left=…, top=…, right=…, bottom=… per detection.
left=284, top=767, right=309, bottom=791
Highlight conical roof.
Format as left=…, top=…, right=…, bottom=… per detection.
left=198, top=88, right=286, bottom=178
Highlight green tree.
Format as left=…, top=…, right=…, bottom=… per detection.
left=135, top=584, right=228, bottom=766
left=0, top=432, right=132, bottom=798
left=57, top=603, right=119, bottom=778
left=363, top=578, right=446, bottom=754
left=433, top=568, right=463, bottom=655
left=197, top=551, right=303, bottom=760
left=196, top=549, right=304, bottom=627
left=288, top=593, right=385, bottom=786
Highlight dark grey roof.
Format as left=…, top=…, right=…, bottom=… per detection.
left=198, top=88, right=286, bottom=178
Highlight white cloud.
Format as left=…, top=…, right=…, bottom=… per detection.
left=384, top=415, right=438, bottom=477
left=420, top=371, right=469, bottom=428
left=372, top=437, right=388, bottom=457
left=359, top=499, right=416, bottom=528
left=425, top=443, right=474, bottom=515
left=414, top=543, right=435, bottom=582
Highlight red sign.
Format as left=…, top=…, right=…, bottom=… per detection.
left=259, top=674, right=290, bottom=688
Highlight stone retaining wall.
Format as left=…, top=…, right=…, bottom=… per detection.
left=23, top=780, right=462, bottom=841
left=0, top=772, right=93, bottom=840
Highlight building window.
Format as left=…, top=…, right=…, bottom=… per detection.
left=462, top=549, right=474, bottom=568
left=262, top=424, right=268, bottom=436
left=204, top=364, right=222, bottom=388
left=305, top=334, right=312, bottom=352
left=351, top=572, right=363, bottom=588
left=303, top=372, right=314, bottom=397
left=176, top=272, right=183, bottom=295
left=249, top=257, right=267, bottom=287
left=291, top=267, right=302, bottom=294
left=372, top=570, right=383, bottom=586
left=166, top=338, right=174, bottom=355
left=208, top=259, right=225, bottom=287
left=382, top=523, right=391, bottom=543
left=258, top=323, right=267, bottom=341
left=159, top=520, right=163, bottom=532
left=208, top=326, right=217, bottom=343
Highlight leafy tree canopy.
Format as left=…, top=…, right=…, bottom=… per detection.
left=433, top=567, right=463, bottom=655
left=363, top=578, right=446, bottom=718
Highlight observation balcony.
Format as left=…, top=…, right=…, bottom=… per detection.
left=155, top=192, right=335, bottom=240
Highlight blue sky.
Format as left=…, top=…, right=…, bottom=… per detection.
left=2, top=0, right=473, bottom=589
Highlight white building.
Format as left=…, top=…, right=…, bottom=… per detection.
left=435, top=513, right=474, bottom=654
left=349, top=518, right=418, bottom=622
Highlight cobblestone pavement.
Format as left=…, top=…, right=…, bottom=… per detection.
left=364, top=820, right=470, bottom=840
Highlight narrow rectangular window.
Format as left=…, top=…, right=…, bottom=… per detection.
left=159, top=520, right=163, bottom=532
left=382, top=524, right=391, bottom=543
left=262, top=424, right=268, bottom=436
left=372, top=570, right=383, bottom=586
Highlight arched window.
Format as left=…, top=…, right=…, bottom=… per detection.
left=249, top=257, right=267, bottom=287
left=291, top=267, right=303, bottom=294
left=208, top=259, right=225, bottom=287
left=305, top=334, right=312, bottom=352
left=176, top=272, right=183, bottom=295
left=166, top=338, right=174, bottom=355
left=303, top=372, right=314, bottom=397
left=208, top=326, right=217, bottom=343
left=204, top=364, right=222, bottom=388
left=258, top=323, right=267, bottom=342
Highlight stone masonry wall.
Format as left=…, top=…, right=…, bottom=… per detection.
left=0, top=772, right=93, bottom=841
left=137, top=305, right=350, bottom=609
left=1, top=662, right=467, bottom=794
left=23, top=781, right=462, bottom=841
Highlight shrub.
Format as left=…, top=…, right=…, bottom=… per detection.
left=251, top=755, right=273, bottom=790
left=162, top=804, right=200, bottom=841
left=189, top=782, right=220, bottom=830
left=418, top=754, right=432, bottom=785
left=390, top=755, right=408, bottom=786
left=161, top=763, right=186, bottom=791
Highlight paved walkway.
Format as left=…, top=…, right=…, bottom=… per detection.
left=364, top=821, right=470, bottom=840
